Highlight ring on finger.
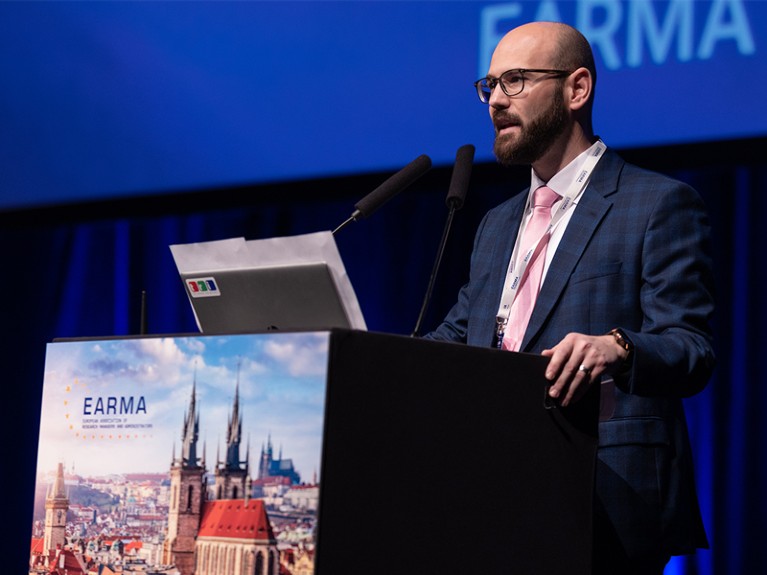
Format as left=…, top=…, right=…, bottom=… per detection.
left=578, top=364, right=591, bottom=376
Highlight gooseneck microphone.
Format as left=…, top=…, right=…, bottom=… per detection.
left=333, top=154, right=432, bottom=234
left=445, top=144, right=474, bottom=210
left=411, top=144, right=475, bottom=337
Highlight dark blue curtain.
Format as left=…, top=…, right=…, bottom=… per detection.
left=6, top=141, right=767, bottom=573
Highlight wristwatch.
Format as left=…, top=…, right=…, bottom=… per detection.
left=609, top=328, right=633, bottom=361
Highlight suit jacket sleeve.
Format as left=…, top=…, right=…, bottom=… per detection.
left=425, top=204, right=508, bottom=348
left=614, top=175, right=716, bottom=398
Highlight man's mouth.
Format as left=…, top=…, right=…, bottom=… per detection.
left=493, top=113, right=521, bottom=135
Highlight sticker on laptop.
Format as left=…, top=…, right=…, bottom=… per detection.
left=186, top=277, right=220, bottom=297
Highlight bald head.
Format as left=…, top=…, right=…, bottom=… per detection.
left=550, top=23, right=596, bottom=89
left=492, top=22, right=596, bottom=90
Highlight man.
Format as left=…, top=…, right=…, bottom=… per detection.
left=427, top=21, right=714, bottom=574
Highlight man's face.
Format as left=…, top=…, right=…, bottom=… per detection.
left=487, top=28, right=569, bottom=167
left=492, top=83, right=568, bottom=167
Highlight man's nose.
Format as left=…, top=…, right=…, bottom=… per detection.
left=488, top=83, right=510, bottom=109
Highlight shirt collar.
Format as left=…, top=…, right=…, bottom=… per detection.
left=529, top=140, right=606, bottom=201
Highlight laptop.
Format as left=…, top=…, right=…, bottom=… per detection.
left=179, top=261, right=355, bottom=334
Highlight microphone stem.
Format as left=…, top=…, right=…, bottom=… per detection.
left=140, top=290, right=148, bottom=335
left=332, top=215, right=356, bottom=235
left=411, top=205, right=457, bottom=337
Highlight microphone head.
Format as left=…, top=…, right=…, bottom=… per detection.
left=353, top=154, right=432, bottom=219
left=446, top=144, right=475, bottom=210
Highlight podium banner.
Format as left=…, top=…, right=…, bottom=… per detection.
left=29, top=332, right=329, bottom=575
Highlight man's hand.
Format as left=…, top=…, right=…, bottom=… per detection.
left=541, top=333, right=629, bottom=406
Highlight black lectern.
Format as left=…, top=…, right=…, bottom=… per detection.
left=317, top=329, right=598, bottom=575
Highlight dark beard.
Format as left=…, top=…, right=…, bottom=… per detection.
left=493, top=89, right=568, bottom=167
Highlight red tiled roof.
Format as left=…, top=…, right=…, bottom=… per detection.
left=46, top=549, right=86, bottom=574
left=198, top=499, right=275, bottom=541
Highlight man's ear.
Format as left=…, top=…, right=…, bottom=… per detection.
left=568, top=67, right=593, bottom=112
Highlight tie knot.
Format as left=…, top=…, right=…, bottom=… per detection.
left=533, top=185, right=560, bottom=209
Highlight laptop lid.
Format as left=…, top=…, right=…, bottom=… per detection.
left=180, top=262, right=352, bottom=334
left=171, top=232, right=366, bottom=334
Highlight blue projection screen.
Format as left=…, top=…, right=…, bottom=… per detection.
left=0, top=1, right=764, bottom=211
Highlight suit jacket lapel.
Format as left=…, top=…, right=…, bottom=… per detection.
left=520, top=151, right=623, bottom=351
left=486, top=190, right=528, bottom=327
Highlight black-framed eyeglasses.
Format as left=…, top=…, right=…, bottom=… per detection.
left=474, top=68, right=572, bottom=103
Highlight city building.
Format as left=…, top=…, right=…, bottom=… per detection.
left=163, top=379, right=280, bottom=575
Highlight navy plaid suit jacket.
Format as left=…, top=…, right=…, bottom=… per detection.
left=428, top=149, right=715, bottom=558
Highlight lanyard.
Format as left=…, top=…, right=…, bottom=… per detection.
left=494, top=140, right=607, bottom=348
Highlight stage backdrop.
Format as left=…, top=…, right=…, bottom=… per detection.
left=1, top=0, right=765, bottom=210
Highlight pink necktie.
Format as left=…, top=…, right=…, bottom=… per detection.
left=502, top=185, right=561, bottom=351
